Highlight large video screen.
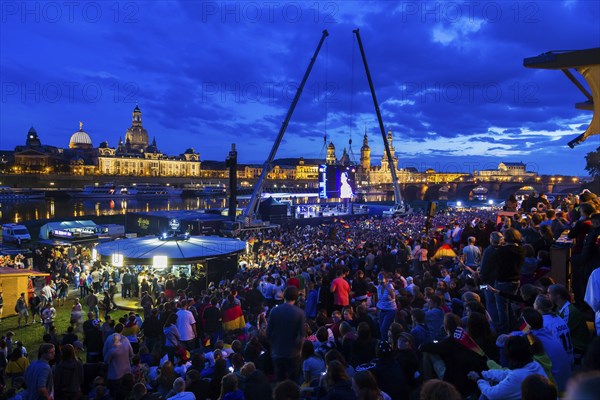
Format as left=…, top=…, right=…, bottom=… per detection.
left=318, top=165, right=356, bottom=199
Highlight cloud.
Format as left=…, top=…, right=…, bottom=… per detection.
left=432, top=17, right=485, bottom=47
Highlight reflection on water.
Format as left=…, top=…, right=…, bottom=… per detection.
left=0, top=197, right=229, bottom=224
left=0, top=194, right=385, bottom=224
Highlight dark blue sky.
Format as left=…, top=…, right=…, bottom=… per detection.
left=1, top=1, right=599, bottom=175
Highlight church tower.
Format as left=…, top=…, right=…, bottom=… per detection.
left=326, top=142, right=336, bottom=165
left=132, top=104, right=142, bottom=125
left=381, top=129, right=398, bottom=171
left=387, top=129, right=396, bottom=156
left=360, top=130, right=370, bottom=171
left=124, top=104, right=149, bottom=152
left=339, top=148, right=350, bottom=166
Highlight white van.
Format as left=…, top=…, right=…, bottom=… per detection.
left=2, top=224, right=31, bottom=244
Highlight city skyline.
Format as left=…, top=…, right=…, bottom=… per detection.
left=1, top=1, right=599, bottom=176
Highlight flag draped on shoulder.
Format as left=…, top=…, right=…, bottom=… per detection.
left=222, top=305, right=246, bottom=332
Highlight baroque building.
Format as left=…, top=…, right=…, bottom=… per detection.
left=96, top=106, right=200, bottom=177
left=475, top=162, right=537, bottom=182
left=10, top=106, right=201, bottom=177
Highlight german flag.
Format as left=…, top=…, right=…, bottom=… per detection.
left=222, top=305, right=246, bottom=332
left=274, top=240, right=282, bottom=245
left=343, top=224, right=350, bottom=229
left=453, top=327, right=485, bottom=357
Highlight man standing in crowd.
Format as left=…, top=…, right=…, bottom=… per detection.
left=15, top=292, right=29, bottom=327
left=24, top=343, right=55, bottom=400
left=176, top=300, right=197, bottom=351
left=330, top=269, right=350, bottom=312
left=494, top=228, right=525, bottom=333
left=569, top=202, right=596, bottom=304
left=479, top=231, right=502, bottom=324
left=462, top=236, right=481, bottom=270
left=85, top=290, right=99, bottom=320
left=122, top=269, right=131, bottom=299
left=267, top=286, right=306, bottom=382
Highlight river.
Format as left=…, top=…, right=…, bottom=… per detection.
left=0, top=194, right=350, bottom=224
left=0, top=197, right=232, bottom=224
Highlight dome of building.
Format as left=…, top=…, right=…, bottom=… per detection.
left=328, top=141, right=335, bottom=149
left=69, top=122, right=93, bottom=150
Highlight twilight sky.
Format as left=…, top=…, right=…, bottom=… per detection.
left=1, top=1, right=598, bottom=175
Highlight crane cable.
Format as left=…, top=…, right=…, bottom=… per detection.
left=349, top=33, right=357, bottom=164
left=324, top=39, right=329, bottom=138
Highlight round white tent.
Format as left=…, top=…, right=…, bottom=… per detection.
left=95, top=235, right=246, bottom=266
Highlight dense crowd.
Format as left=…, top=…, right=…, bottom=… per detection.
left=1, top=189, right=600, bottom=400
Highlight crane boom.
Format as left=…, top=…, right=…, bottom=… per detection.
left=242, top=30, right=329, bottom=224
left=353, top=29, right=403, bottom=206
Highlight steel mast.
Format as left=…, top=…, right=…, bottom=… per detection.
left=353, top=29, right=403, bottom=206
left=242, top=30, right=329, bottom=225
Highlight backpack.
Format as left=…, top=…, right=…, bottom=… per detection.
left=31, top=296, right=41, bottom=308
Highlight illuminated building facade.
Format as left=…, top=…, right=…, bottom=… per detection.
left=475, top=162, right=537, bottom=182
left=9, top=106, right=201, bottom=177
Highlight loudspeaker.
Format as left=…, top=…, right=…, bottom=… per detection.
left=427, top=201, right=436, bottom=217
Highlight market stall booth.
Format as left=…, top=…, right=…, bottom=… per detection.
left=0, top=268, right=49, bottom=317
left=94, top=231, right=247, bottom=289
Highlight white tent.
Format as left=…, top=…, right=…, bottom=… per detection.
left=95, top=235, right=246, bottom=266
left=39, top=220, right=98, bottom=240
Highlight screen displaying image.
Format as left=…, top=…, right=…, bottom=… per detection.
left=319, top=165, right=356, bottom=199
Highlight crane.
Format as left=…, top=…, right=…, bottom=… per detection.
left=353, top=29, right=406, bottom=215
left=240, top=30, right=329, bottom=227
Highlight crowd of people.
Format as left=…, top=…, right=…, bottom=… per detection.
left=0, top=189, right=599, bottom=400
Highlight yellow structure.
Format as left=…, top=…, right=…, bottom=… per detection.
left=360, top=131, right=371, bottom=171
left=424, top=169, right=469, bottom=184
left=0, top=268, right=49, bottom=317
left=97, top=146, right=200, bottom=177
left=326, top=142, right=336, bottom=165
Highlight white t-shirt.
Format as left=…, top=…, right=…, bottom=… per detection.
left=176, top=309, right=196, bottom=341
left=585, top=268, right=600, bottom=335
